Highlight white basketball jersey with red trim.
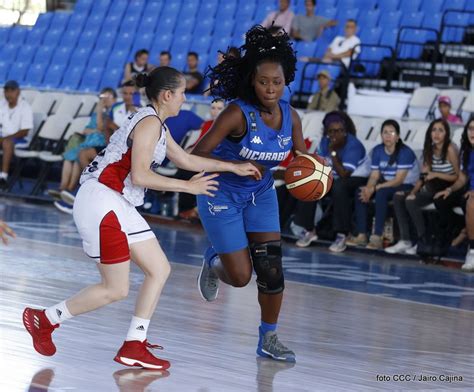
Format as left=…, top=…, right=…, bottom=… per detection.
left=80, top=106, right=167, bottom=206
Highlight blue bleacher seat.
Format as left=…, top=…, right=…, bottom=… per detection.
left=88, top=48, right=111, bottom=68
left=60, top=65, right=85, bottom=90
left=119, top=15, right=140, bottom=34
left=106, top=49, right=129, bottom=69
left=442, top=12, right=470, bottom=42
left=101, top=14, right=122, bottom=33
left=68, top=12, right=87, bottom=30
left=139, top=14, right=160, bottom=34
left=359, top=27, right=382, bottom=45
left=6, top=62, right=29, bottom=83
left=84, top=13, right=106, bottom=31
left=24, top=62, right=48, bottom=87
left=160, top=2, right=181, bottom=19
left=422, top=13, right=441, bottom=31
left=157, top=16, right=178, bottom=33
left=193, top=18, right=215, bottom=36
left=318, top=7, right=337, bottom=19
left=191, top=35, right=213, bottom=54
left=74, top=0, right=93, bottom=14
left=50, top=46, right=72, bottom=66
left=380, top=11, right=402, bottom=28
left=442, top=0, right=466, bottom=11
left=34, top=12, right=53, bottom=31
left=16, top=45, right=37, bottom=64
left=114, top=31, right=136, bottom=53
left=77, top=28, right=100, bottom=49
left=210, top=35, right=234, bottom=55
left=377, top=0, right=400, bottom=12
left=236, top=2, right=256, bottom=19
left=79, top=66, right=104, bottom=92
left=233, top=19, right=255, bottom=38
left=336, top=8, right=359, bottom=22
left=380, top=28, right=399, bottom=48
left=169, top=52, right=186, bottom=72
left=70, top=47, right=91, bottom=68
left=214, top=20, right=234, bottom=36
left=130, top=33, right=154, bottom=55
left=401, top=12, right=425, bottom=28
left=0, top=61, right=11, bottom=82
left=420, top=0, right=443, bottom=13
left=197, top=54, right=209, bottom=73
left=143, top=1, right=163, bottom=18
left=90, top=0, right=111, bottom=14
left=1, top=43, right=19, bottom=61
left=358, top=9, right=380, bottom=28
left=398, top=29, right=432, bottom=59
left=126, top=0, right=145, bottom=17
left=295, top=41, right=318, bottom=57
left=43, top=64, right=66, bottom=89
left=8, top=26, right=29, bottom=44
left=43, top=28, right=63, bottom=46
left=197, top=1, right=219, bottom=19
left=151, top=33, right=173, bottom=53
left=100, top=67, right=123, bottom=89
left=179, top=1, right=200, bottom=19
left=174, top=17, right=196, bottom=35
left=216, top=2, right=237, bottom=19
left=171, top=34, right=193, bottom=54
left=317, top=0, right=336, bottom=8
left=0, top=27, right=10, bottom=45
left=95, top=30, right=116, bottom=52
left=28, top=27, right=47, bottom=43
left=59, top=28, right=81, bottom=47
left=50, top=12, right=70, bottom=30
left=399, top=0, right=422, bottom=12
left=33, top=45, right=55, bottom=65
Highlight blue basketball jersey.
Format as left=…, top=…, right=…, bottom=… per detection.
left=212, top=99, right=293, bottom=192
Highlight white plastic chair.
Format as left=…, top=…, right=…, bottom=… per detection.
left=406, top=87, right=439, bottom=120
left=76, top=94, right=98, bottom=117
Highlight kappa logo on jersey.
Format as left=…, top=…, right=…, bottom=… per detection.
left=251, top=135, right=263, bottom=145
left=207, top=201, right=229, bottom=216
left=277, top=134, right=292, bottom=149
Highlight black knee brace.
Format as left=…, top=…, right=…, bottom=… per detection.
left=250, top=241, right=284, bottom=294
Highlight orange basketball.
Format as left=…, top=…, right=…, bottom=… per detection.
left=284, top=154, right=333, bottom=201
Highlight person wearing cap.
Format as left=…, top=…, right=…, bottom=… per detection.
left=307, top=70, right=340, bottom=112
left=0, top=80, right=33, bottom=189
left=438, top=96, right=463, bottom=125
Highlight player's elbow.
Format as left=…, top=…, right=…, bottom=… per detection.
left=130, top=169, right=147, bottom=187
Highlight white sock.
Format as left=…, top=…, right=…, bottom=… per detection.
left=45, top=300, right=73, bottom=325
left=210, top=255, right=221, bottom=269
left=126, top=316, right=150, bottom=342
left=0, top=172, right=7, bottom=180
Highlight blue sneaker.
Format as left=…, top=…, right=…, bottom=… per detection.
left=197, top=247, right=220, bottom=302
left=257, top=327, right=296, bottom=363
left=54, top=200, right=73, bottom=215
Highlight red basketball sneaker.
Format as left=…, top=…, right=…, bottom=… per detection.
left=114, top=340, right=170, bottom=370
left=22, top=308, right=59, bottom=356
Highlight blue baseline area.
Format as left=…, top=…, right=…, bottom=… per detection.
left=2, top=198, right=473, bottom=312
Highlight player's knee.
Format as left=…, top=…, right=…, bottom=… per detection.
left=106, top=284, right=129, bottom=302
left=250, top=241, right=284, bottom=295
left=230, top=272, right=252, bottom=288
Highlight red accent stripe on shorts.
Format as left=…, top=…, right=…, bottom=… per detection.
left=99, top=211, right=130, bottom=264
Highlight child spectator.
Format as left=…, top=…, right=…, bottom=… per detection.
left=438, top=96, right=463, bottom=125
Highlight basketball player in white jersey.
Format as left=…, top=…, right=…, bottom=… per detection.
left=22, top=66, right=261, bottom=370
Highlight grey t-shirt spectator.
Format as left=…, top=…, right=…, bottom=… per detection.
left=292, top=14, right=329, bottom=41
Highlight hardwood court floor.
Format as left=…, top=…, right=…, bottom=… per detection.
left=0, top=198, right=473, bottom=391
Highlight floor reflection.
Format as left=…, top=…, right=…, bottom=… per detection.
left=113, top=368, right=170, bottom=392
left=27, top=368, right=55, bottom=392
left=256, top=357, right=295, bottom=392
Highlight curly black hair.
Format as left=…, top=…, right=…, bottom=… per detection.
left=206, top=25, right=297, bottom=106
left=423, top=118, right=451, bottom=168
left=460, top=116, right=474, bottom=173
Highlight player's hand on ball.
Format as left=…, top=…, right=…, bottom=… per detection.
left=188, top=172, right=220, bottom=197
left=232, top=162, right=262, bottom=180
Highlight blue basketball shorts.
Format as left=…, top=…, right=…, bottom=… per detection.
left=197, top=183, right=280, bottom=254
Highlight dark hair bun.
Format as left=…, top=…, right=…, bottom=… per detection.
left=135, top=73, right=149, bottom=88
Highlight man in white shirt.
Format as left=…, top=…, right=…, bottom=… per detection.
left=107, top=80, right=139, bottom=134
left=323, top=19, right=361, bottom=68
left=0, top=80, right=33, bottom=188
left=262, top=0, right=295, bottom=35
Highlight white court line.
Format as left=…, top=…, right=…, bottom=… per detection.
left=9, top=235, right=474, bottom=314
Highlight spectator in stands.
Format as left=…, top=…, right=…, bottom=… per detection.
left=306, top=70, right=340, bottom=112
left=291, top=0, right=337, bottom=42
left=388, top=119, right=460, bottom=255
left=438, top=96, right=463, bottom=125
left=158, top=51, right=171, bottom=67
left=184, top=52, right=204, bottom=94
left=262, top=0, right=295, bottom=35
left=177, top=99, right=226, bottom=220
left=51, top=88, right=117, bottom=214
left=433, top=118, right=474, bottom=271
left=108, top=81, right=139, bottom=132
left=293, top=111, right=366, bottom=251
left=0, top=220, right=15, bottom=245
left=348, top=120, right=419, bottom=250
left=122, top=49, right=152, bottom=83
left=322, top=19, right=360, bottom=68
left=0, top=80, right=33, bottom=189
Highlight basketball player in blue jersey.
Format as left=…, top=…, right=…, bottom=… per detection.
left=192, top=26, right=308, bottom=362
